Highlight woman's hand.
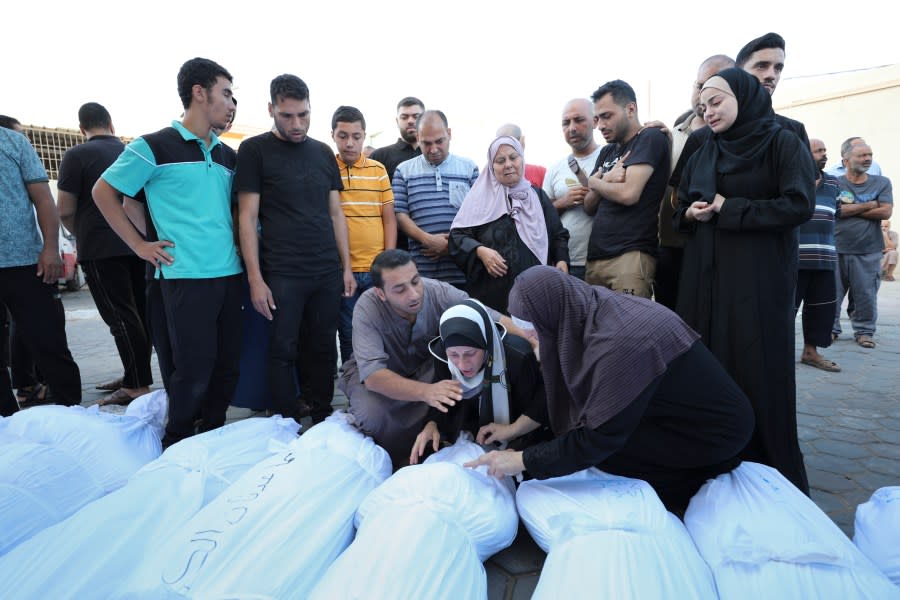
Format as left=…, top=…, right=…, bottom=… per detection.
left=476, top=422, right=515, bottom=446
left=463, top=449, right=525, bottom=479
left=476, top=246, right=508, bottom=278
left=410, top=421, right=441, bottom=465
left=555, top=260, right=568, bottom=274
left=686, top=200, right=715, bottom=223
left=711, top=193, right=726, bottom=213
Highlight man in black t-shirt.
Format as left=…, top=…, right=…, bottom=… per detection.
left=57, top=102, right=152, bottom=406
left=235, top=74, right=355, bottom=424
left=583, top=80, right=670, bottom=299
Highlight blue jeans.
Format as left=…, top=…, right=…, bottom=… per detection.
left=339, top=272, right=373, bottom=365
left=833, top=252, right=881, bottom=338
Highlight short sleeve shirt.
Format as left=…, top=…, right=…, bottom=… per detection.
left=392, top=154, right=479, bottom=284
left=350, top=277, right=500, bottom=383
left=234, top=133, right=343, bottom=277
left=587, top=128, right=670, bottom=260
left=0, top=128, right=48, bottom=268
left=100, top=121, right=241, bottom=279
left=57, top=135, right=132, bottom=260
left=542, top=147, right=603, bottom=266
left=835, top=175, right=893, bottom=254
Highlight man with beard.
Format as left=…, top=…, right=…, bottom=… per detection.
left=583, top=80, right=670, bottom=298
left=795, top=139, right=841, bottom=372
left=236, top=74, right=355, bottom=424
left=372, top=97, right=424, bottom=252
left=833, top=139, right=893, bottom=348
left=541, top=99, right=602, bottom=281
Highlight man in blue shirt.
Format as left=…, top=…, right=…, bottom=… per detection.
left=0, top=126, right=82, bottom=414
left=94, top=57, right=241, bottom=447
left=393, top=110, right=478, bottom=288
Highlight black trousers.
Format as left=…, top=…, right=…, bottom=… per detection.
left=653, top=246, right=683, bottom=311
left=795, top=269, right=836, bottom=349
left=146, top=278, right=174, bottom=391
left=0, top=305, right=17, bottom=416
left=0, top=265, right=81, bottom=406
left=9, top=315, right=40, bottom=390
left=81, top=255, right=153, bottom=388
left=267, top=271, right=342, bottom=423
left=160, top=275, right=242, bottom=446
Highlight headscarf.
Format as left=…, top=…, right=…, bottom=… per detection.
left=679, top=68, right=783, bottom=338
left=686, top=67, right=782, bottom=204
left=507, top=266, right=699, bottom=435
left=428, top=299, right=511, bottom=428
left=451, top=136, right=549, bottom=263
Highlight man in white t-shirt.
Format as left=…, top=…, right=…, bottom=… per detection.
left=542, top=98, right=601, bottom=280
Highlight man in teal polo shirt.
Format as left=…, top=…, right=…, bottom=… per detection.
left=94, top=57, right=241, bottom=447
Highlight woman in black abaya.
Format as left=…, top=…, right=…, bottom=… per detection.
left=673, top=67, right=815, bottom=493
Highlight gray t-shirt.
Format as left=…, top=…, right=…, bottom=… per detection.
left=835, top=175, right=893, bottom=254
left=0, top=128, right=48, bottom=268
left=350, top=277, right=500, bottom=383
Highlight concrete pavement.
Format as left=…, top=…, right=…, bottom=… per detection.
left=56, top=278, right=899, bottom=599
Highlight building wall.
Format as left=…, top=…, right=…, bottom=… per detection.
left=776, top=65, right=900, bottom=180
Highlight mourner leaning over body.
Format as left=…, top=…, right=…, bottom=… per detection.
left=466, top=266, right=754, bottom=514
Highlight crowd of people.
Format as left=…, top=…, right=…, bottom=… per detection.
left=0, top=31, right=894, bottom=510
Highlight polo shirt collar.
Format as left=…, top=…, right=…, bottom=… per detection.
left=171, top=120, right=220, bottom=150
left=336, top=154, right=368, bottom=169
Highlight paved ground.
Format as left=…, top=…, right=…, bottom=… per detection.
left=57, top=279, right=899, bottom=599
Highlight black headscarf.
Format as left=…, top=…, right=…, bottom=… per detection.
left=686, top=67, right=782, bottom=205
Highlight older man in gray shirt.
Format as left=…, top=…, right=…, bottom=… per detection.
left=340, top=249, right=527, bottom=467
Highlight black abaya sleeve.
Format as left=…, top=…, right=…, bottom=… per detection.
left=521, top=387, right=651, bottom=479
left=448, top=225, right=486, bottom=280
left=716, top=131, right=815, bottom=231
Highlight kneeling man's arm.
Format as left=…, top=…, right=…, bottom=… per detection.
left=365, top=368, right=461, bottom=413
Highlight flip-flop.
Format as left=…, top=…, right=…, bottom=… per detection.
left=856, top=336, right=876, bottom=349
left=96, top=377, right=124, bottom=391
left=17, top=384, right=52, bottom=409
left=800, top=357, right=841, bottom=372
left=98, top=388, right=137, bottom=406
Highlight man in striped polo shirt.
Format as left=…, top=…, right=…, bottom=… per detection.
left=796, top=138, right=840, bottom=372
left=393, top=110, right=478, bottom=289
left=331, top=105, right=397, bottom=366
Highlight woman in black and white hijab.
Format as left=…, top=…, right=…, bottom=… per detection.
left=409, top=298, right=549, bottom=464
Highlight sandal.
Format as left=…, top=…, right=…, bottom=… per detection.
left=800, top=357, right=841, bottom=372
left=98, top=388, right=137, bottom=406
left=17, top=384, right=52, bottom=409
left=96, top=377, right=124, bottom=391
left=856, top=335, right=876, bottom=349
